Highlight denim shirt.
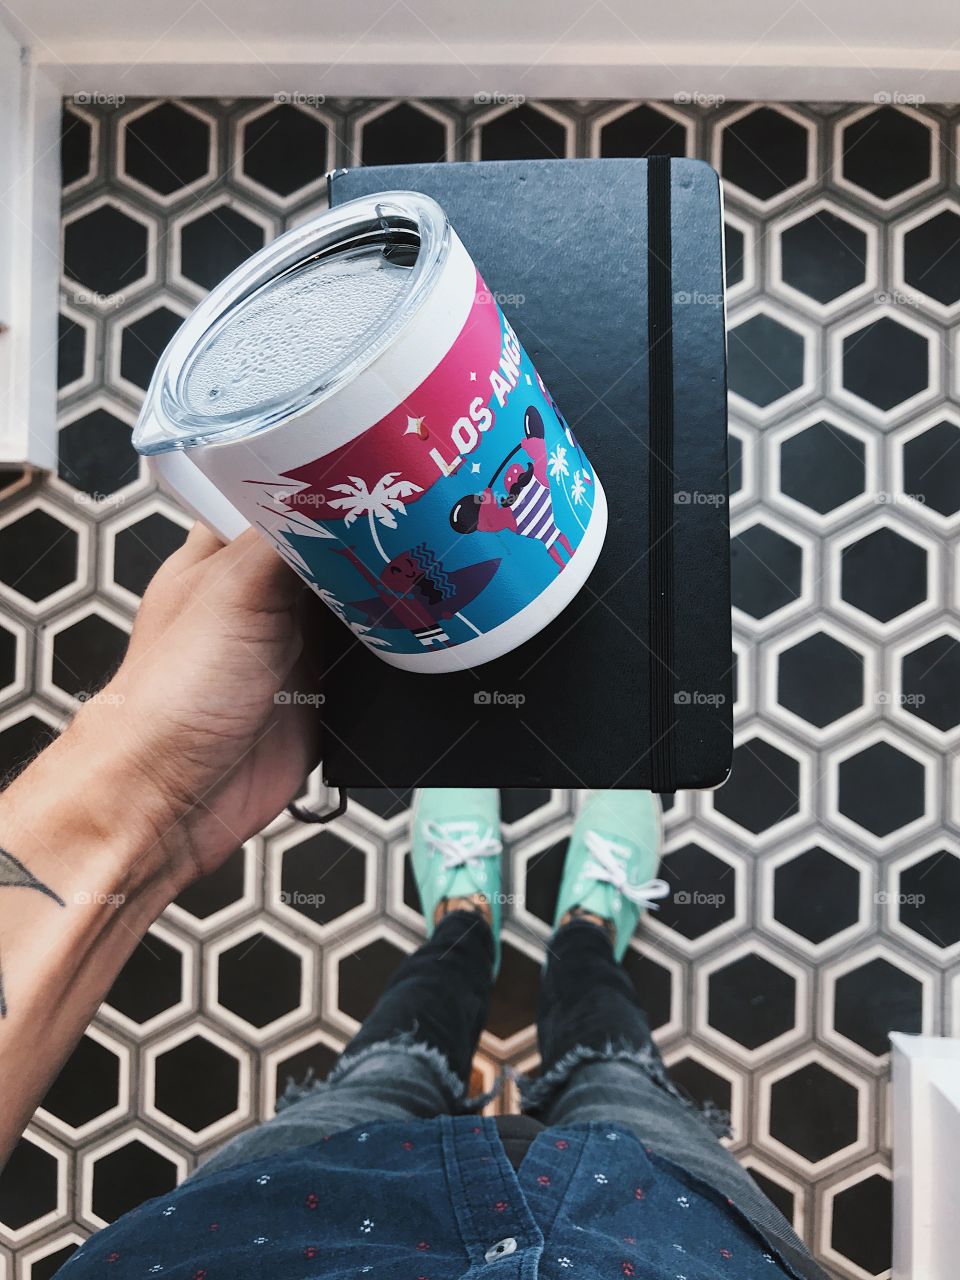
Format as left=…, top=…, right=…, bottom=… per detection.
left=60, top=1117, right=795, bottom=1278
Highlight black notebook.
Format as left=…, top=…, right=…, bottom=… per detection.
left=322, top=158, right=731, bottom=792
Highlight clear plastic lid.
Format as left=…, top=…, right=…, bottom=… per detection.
left=134, top=192, right=450, bottom=454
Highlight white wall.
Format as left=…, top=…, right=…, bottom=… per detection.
left=2, top=0, right=959, bottom=100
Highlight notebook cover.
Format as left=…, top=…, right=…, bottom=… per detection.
left=322, top=158, right=731, bottom=791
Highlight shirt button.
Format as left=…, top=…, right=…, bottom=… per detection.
left=484, top=1236, right=518, bottom=1262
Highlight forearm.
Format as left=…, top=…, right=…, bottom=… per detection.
left=0, top=705, right=178, bottom=1163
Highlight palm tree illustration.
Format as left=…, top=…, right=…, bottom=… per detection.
left=327, top=472, right=482, bottom=639
left=327, top=473, right=422, bottom=561
left=548, top=443, right=590, bottom=534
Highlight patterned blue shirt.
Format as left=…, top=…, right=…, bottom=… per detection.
left=61, top=1118, right=795, bottom=1278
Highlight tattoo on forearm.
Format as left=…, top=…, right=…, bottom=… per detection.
left=0, top=846, right=66, bottom=1018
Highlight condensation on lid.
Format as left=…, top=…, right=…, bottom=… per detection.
left=179, top=248, right=413, bottom=421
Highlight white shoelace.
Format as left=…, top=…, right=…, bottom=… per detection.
left=582, top=830, right=670, bottom=909
left=424, top=819, right=503, bottom=870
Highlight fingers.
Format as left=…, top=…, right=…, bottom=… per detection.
left=178, top=521, right=228, bottom=564
left=209, top=527, right=305, bottom=613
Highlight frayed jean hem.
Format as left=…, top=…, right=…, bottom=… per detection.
left=514, top=1040, right=731, bottom=1139
left=277, top=1030, right=504, bottom=1116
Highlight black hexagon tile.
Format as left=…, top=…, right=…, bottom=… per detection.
left=731, top=521, right=805, bottom=620
left=215, top=929, right=305, bottom=1032
left=598, top=104, right=688, bottom=158
left=150, top=1034, right=243, bottom=1134
left=831, top=955, right=925, bottom=1057
left=840, top=526, right=928, bottom=624
left=840, top=316, right=929, bottom=413
left=896, top=849, right=960, bottom=950
left=58, top=311, right=88, bottom=388
left=900, top=633, right=960, bottom=733
left=835, top=739, right=927, bottom=839
left=839, top=105, right=934, bottom=203
left=666, top=1054, right=734, bottom=1118
left=63, top=200, right=152, bottom=301
left=902, top=206, right=960, bottom=308
left=333, top=933, right=409, bottom=1027
left=104, top=927, right=188, bottom=1028
left=359, top=102, right=449, bottom=166
left=476, top=104, right=569, bottom=161
left=40, top=1031, right=124, bottom=1134
left=122, top=101, right=212, bottom=197
left=777, top=420, right=866, bottom=517
left=723, top=221, right=747, bottom=291
left=61, top=105, right=94, bottom=188
left=829, top=1170, right=892, bottom=1277
left=778, top=206, right=868, bottom=306
left=712, top=735, right=802, bottom=836
left=0, top=504, right=81, bottom=605
left=110, top=509, right=189, bottom=598
left=118, top=305, right=186, bottom=391
left=707, top=951, right=799, bottom=1052
left=49, top=609, right=129, bottom=702
left=88, top=1135, right=180, bottom=1225
left=773, top=846, right=862, bottom=947
left=728, top=311, right=806, bottom=409
left=177, top=203, right=268, bottom=292
left=777, top=631, right=865, bottom=729
left=0, top=1136, right=61, bottom=1233
left=901, top=419, right=960, bottom=517
left=0, top=712, right=59, bottom=782
left=720, top=106, right=810, bottom=202
left=275, top=828, right=371, bottom=931
left=58, top=406, right=139, bottom=497
left=240, top=104, right=329, bottom=199
left=656, top=841, right=739, bottom=942
left=767, top=1060, right=860, bottom=1166
left=173, top=844, right=250, bottom=924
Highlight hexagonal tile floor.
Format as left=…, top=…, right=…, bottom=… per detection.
left=1, top=95, right=956, bottom=1280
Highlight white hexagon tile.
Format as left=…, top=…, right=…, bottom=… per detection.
left=1, top=97, right=959, bottom=1280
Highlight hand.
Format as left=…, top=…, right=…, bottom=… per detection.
left=0, top=525, right=322, bottom=1161
left=90, top=525, right=322, bottom=888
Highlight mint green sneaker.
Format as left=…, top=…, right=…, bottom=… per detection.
left=553, top=791, right=668, bottom=961
left=410, top=788, right=503, bottom=972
